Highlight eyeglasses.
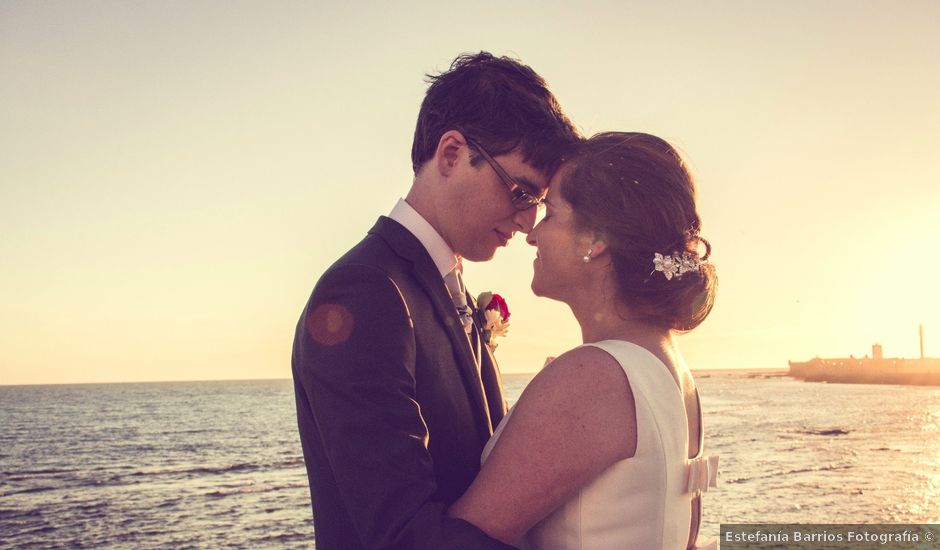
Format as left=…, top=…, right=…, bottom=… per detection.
left=467, top=138, right=544, bottom=210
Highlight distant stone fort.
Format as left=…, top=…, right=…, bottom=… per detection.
left=789, top=325, right=940, bottom=386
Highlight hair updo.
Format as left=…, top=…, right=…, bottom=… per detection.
left=560, top=132, right=717, bottom=331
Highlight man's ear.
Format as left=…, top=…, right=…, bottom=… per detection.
left=434, top=130, right=468, bottom=178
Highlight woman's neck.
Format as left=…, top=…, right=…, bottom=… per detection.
left=568, top=287, right=673, bottom=354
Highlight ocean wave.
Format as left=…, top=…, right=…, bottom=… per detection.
left=206, top=486, right=259, bottom=497
left=128, top=457, right=304, bottom=479
left=1, top=472, right=129, bottom=495
left=793, top=427, right=850, bottom=436
left=0, top=507, right=43, bottom=520
left=204, top=481, right=309, bottom=499
left=725, top=463, right=854, bottom=484
left=156, top=497, right=182, bottom=509
left=1, top=467, right=76, bottom=476
left=778, top=426, right=851, bottom=439
left=0, top=458, right=306, bottom=498
left=1, top=485, right=60, bottom=497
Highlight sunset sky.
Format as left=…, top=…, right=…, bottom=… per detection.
left=2, top=1, right=938, bottom=385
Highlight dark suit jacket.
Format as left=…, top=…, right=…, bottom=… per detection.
left=292, top=217, right=515, bottom=550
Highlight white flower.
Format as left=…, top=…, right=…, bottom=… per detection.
left=653, top=252, right=679, bottom=280
left=653, top=251, right=701, bottom=281
left=677, top=253, right=701, bottom=277
left=483, top=309, right=510, bottom=338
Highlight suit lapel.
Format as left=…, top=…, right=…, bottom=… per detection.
left=470, top=292, right=507, bottom=428
left=466, top=292, right=483, bottom=367
left=480, top=340, right=507, bottom=428
left=369, top=217, right=493, bottom=439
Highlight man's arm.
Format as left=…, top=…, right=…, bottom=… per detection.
left=295, top=263, right=517, bottom=550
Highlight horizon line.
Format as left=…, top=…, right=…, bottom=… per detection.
left=0, top=367, right=788, bottom=388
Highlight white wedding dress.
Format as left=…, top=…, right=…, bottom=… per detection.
left=482, top=340, right=718, bottom=550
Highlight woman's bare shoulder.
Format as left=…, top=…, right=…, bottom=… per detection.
left=513, top=344, right=637, bottom=456
left=525, top=344, right=627, bottom=400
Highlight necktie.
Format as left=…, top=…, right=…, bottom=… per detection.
left=444, top=267, right=474, bottom=334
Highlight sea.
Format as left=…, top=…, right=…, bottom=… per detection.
left=2, top=372, right=939, bottom=549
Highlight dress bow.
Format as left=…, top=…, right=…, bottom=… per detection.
left=686, top=454, right=719, bottom=494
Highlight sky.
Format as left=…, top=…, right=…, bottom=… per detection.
left=2, top=1, right=939, bottom=385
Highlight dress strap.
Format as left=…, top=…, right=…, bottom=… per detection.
left=686, top=454, right=719, bottom=494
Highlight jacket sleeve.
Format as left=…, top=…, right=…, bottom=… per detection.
left=294, top=263, right=517, bottom=550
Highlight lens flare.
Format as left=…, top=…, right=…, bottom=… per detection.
left=306, top=303, right=354, bottom=346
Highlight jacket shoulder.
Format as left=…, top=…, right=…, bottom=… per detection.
left=333, top=231, right=403, bottom=272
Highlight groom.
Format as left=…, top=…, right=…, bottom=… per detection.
left=292, top=52, right=580, bottom=549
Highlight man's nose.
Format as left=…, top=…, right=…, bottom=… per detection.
left=513, top=206, right=539, bottom=234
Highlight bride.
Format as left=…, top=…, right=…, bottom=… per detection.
left=449, top=132, right=719, bottom=550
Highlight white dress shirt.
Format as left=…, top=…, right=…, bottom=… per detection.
left=388, top=198, right=458, bottom=279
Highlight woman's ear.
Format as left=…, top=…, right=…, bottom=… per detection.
left=585, top=233, right=609, bottom=259
left=434, top=130, right=468, bottom=178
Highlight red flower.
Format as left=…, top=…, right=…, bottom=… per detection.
left=485, top=293, right=510, bottom=321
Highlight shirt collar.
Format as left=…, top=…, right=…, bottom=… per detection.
left=388, top=198, right=458, bottom=278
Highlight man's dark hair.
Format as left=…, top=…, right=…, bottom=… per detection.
left=411, top=51, right=581, bottom=175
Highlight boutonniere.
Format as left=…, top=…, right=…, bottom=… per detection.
left=475, top=292, right=510, bottom=349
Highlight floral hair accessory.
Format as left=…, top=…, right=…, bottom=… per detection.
left=652, top=251, right=701, bottom=281
left=476, top=292, right=510, bottom=349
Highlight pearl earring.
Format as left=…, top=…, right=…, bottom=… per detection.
left=582, top=249, right=593, bottom=263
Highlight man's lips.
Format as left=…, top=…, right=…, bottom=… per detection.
left=495, top=230, right=512, bottom=245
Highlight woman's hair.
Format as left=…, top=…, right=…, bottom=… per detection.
left=560, top=132, right=717, bottom=331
